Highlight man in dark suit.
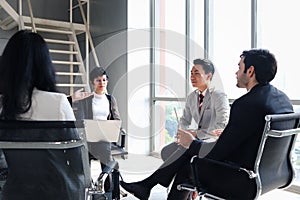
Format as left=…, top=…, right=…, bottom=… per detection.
left=120, top=49, right=294, bottom=200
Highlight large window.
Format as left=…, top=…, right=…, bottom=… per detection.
left=152, top=0, right=209, bottom=153
left=128, top=0, right=300, bottom=191
left=257, top=0, right=300, bottom=188
left=152, top=0, right=187, bottom=153
left=127, top=0, right=151, bottom=154
left=210, top=0, right=252, bottom=99
left=257, top=0, right=300, bottom=100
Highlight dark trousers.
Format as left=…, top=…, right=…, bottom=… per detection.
left=151, top=147, right=195, bottom=199
left=87, top=141, right=119, bottom=193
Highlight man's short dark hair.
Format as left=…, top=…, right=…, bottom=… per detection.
left=240, top=49, right=277, bottom=84
left=193, top=58, right=215, bottom=76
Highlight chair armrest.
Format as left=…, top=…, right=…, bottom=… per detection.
left=111, top=128, right=128, bottom=159
left=177, top=183, right=197, bottom=192
left=112, top=128, right=126, bottom=149
left=119, top=128, right=126, bottom=148
left=267, top=128, right=300, bottom=137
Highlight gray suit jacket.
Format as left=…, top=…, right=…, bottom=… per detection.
left=180, top=88, right=230, bottom=137
left=161, top=88, right=230, bottom=161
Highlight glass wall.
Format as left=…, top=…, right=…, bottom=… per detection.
left=128, top=0, right=300, bottom=190
left=152, top=0, right=187, bottom=152
left=209, top=0, right=252, bottom=99
left=257, top=0, right=300, bottom=100
left=256, top=0, right=300, bottom=188
left=127, top=0, right=151, bottom=154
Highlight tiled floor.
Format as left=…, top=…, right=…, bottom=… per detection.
left=90, top=154, right=300, bottom=200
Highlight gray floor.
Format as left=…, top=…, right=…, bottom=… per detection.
left=91, top=154, right=300, bottom=200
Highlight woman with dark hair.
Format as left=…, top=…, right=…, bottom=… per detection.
left=74, top=66, right=121, bottom=192
left=0, top=30, right=80, bottom=200
left=0, top=30, right=75, bottom=120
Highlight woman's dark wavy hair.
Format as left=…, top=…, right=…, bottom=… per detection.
left=0, top=30, right=57, bottom=120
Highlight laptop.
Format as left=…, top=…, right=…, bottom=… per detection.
left=84, top=120, right=122, bottom=142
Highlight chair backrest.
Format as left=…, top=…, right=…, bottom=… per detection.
left=0, top=120, right=90, bottom=200
left=190, top=113, right=300, bottom=200
left=255, top=113, right=300, bottom=198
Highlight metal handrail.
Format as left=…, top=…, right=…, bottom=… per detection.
left=76, top=0, right=100, bottom=67
left=26, top=0, right=36, bottom=32
left=0, top=139, right=85, bottom=149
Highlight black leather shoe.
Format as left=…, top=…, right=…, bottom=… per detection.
left=120, top=180, right=150, bottom=200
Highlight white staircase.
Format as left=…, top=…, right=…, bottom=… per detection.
left=0, top=0, right=18, bottom=30
left=22, top=20, right=89, bottom=94
left=0, top=0, right=99, bottom=95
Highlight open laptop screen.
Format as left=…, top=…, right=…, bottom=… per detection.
left=84, top=120, right=121, bottom=142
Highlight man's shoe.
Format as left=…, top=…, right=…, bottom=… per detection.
left=120, top=180, right=150, bottom=200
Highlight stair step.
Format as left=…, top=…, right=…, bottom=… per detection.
left=72, top=0, right=88, bottom=8
left=56, top=72, right=84, bottom=76
left=0, top=16, right=17, bottom=30
left=45, top=38, right=75, bottom=45
left=24, top=26, right=72, bottom=34
left=0, top=16, right=14, bottom=26
left=56, top=83, right=88, bottom=87
left=50, top=49, right=78, bottom=55
left=52, top=60, right=81, bottom=65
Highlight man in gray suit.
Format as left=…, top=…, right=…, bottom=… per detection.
left=161, top=58, right=230, bottom=161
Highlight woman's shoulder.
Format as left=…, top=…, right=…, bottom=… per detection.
left=33, top=89, right=67, bottom=100
left=29, top=89, right=75, bottom=120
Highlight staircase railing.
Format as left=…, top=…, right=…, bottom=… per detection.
left=0, top=0, right=19, bottom=30
left=26, top=0, right=36, bottom=32
left=0, top=0, right=101, bottom=94
left=76, top=0, right=100, bottom=68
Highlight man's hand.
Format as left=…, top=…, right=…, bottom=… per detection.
left=176, top=129, right=196, bottom=149
left=211, top=129, right=223, bottom=137
left=187, top=130, right=198, bottom=138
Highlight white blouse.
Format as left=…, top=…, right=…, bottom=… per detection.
left=92, top=92, right=110, bottom=120
left=0, top=88, right=75, bottom=121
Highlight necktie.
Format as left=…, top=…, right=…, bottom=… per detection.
left=198, top=93, right=204, bottom=129
left=199, top=93, right=204, bottom=111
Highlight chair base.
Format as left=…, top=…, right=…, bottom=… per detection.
left=86, top=190, right=112, bottom=200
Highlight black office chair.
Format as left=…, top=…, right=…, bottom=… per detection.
left=178, top=113, right=300, bottom=199
left=0, top=120, right=120, bottom=200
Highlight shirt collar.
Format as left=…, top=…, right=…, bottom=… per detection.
left=198, top=88, right=207, bottom=96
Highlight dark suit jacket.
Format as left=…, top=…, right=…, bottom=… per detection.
left=72, top=94, right=121, bottom=166
left=140, top=83, right=293, bottom=200
left=190, top=83, right=293, bottom=169
left=73, top=94, right=120, bottom=121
